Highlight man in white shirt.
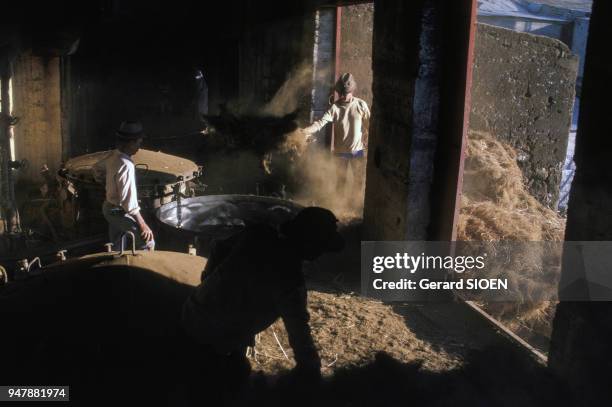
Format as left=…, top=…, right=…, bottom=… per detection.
left=301, top=73, right=370, bottom=193
left=93, top=121, right=154, bottom=250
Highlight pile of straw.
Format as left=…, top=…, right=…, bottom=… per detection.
left=458, top=131, right=565, bottom=241
left=457, top=131, right=566, bottom=349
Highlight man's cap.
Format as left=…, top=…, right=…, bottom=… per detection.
left=116, top=120, right=145, bottom=140
left=282, top=207, right=345, bottom=252
left=335, top=73, right=357, bottom=96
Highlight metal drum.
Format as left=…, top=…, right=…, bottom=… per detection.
left=62, top=149, right=202, bottom=214
left=1, top=249, right=206, bottom=337
left=155, top=194, right=302, bottom=252
left=0, top=249, right=208, bottom=391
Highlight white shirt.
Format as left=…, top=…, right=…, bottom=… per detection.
left=303, top=96, right=370, bottom=154
left=93, top=149, right=141, bottom=215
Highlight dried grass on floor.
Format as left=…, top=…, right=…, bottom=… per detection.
left=457, top=131, right=566, bottom=349
left=247, top=291, right=461, bottom=376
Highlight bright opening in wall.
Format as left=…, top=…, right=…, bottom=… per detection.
left=308, top=4, right=374, bottom=221
left=1, top=78, right=16, bottom=161
left=458, top=1, right=593, bottom=356
left=8, top=78, right=15, bottom=161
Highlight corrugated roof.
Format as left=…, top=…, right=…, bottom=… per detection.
left=477, top=0, right=591, bottom=18
left=478, top=0, right=528, bottom=14
left=528, top=0, right=592, bottom=12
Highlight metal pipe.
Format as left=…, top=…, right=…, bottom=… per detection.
left=0, top=233, right=106, bottom=264
left=56, top=250, right=67, bottom=261
left=174, top=176, right=184, bottom=228
left=0, top=265, right=7, bottom=285
left=0, top=73, right=18, bottom=233
left=119, top=231, right=137, bottom=256
left=27, top=257, right=42, bottom=272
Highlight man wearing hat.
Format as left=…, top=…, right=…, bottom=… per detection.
left=181, top=206, right=344, bottom=402
left=301, top=73, right=371, bottom=193
left=93, top=121, right=154, bottom=250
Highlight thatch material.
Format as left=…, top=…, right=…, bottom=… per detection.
left=458, top=131, right=565, bottom=241
left=457, top=131, right=566, bottom=350
left=248, top=291, right=461, bottom=376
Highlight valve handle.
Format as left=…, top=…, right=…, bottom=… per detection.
left=56, top=250, right=67, bottom=261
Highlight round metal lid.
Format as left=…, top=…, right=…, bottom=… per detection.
left=64, top=149, right=200, bottom=186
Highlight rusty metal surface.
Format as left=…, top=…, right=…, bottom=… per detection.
left=1, top=249, right=207, bottom=361
left=61, top=250, right=206, bottom=287
left=450, top=0, right=478, bottom=241
left=64, top=148, right=200, bottom=187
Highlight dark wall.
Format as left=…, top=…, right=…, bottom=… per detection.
left=237, top=3, right=315, bottom=118
left=65, top=15, right=242, bottom=161
left=470, top=23, right=578, bottom=208
left=549, top=0, right=612, bottom=404
left=62, top=1, right=319, bottom=164
left=363, top=0, right=475, bottom=241
left=363, top=0, right=446, bottom=240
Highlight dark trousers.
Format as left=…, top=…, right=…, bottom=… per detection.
left=185, top=342, right=252, bottom=406
left=102, top=201, right=155, bottom=251
left=335, top=150, right=366, bottom=194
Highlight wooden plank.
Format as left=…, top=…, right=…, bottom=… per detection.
left=12, top=52, right=62, bottom=182
left=464, top=300, right=548, bottom=364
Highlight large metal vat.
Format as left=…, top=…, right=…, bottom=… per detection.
left=0, top=249, right=207, bottom=395
left=62, top=149, right=202, bottom=214
left=1, top=249, right=206, bottom=332
left=155, top=194, right=302, bottom=252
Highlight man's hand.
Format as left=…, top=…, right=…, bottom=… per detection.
left=134, top=212, right=154, bottom=243
left=300, top=129, right=315, bottom=143
left=140, top=223, right=154, bottom=243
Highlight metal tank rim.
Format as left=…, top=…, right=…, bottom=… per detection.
left=155, top=194, right=304, bottom=233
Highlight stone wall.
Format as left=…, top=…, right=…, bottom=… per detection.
left=363, top=0, right=440, bottom=241
left=339, top=3, right=374, bottom=107
left=311, top=8, right=336, bottom=125
left=470, top=23, right=579, bottom=208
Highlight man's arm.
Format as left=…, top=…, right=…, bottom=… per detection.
left=278, top=285, right=321, bottom=375
left=361, top=100, right=371, bottom=121
left=360, top=100, right=371, bottom=148
left=302, top=107, right=334, bottom=136
left=116, top=163, right=153, bottom=243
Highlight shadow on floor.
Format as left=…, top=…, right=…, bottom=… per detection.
left=247, top=343, right=570, bottom=407
left=0, top=227, right=575, bottom=407
left=1, top=339, right=572, bottom=406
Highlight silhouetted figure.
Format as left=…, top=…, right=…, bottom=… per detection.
left=181, top=206, right=344, bottom=404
